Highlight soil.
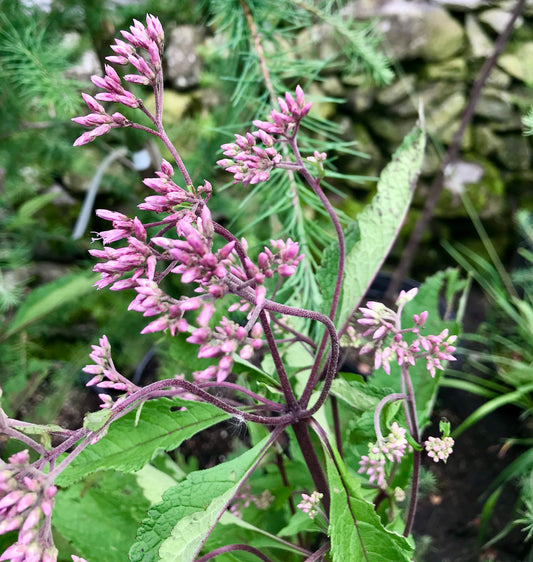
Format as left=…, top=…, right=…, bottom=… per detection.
left=414, top=384, right=528, bottom=562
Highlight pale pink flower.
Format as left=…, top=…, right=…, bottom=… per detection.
left=425, top=436, right=454, bottom=462
left=296, top=491, right=323, bottom=519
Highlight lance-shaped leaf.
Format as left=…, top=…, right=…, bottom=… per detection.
left=129, top=434, right=273, bottom=562
left=326, top=449, right=413, bottom=561
left=337, top=126, right=426, bottom=331
left=2, top=271, right=99, bottom=340
left=56, top=398, right=230, bottom=486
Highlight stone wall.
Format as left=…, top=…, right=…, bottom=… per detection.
left=327, top=0, right=533, bottom=266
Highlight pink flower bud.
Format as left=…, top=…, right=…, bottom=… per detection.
left=8, top=451, right=29, bottom=465
left=81, top=93, right=105, bottom=113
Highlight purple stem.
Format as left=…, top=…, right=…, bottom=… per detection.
left=1, top=423, right=46, bottom=456
left=196, top=544, right=273, bottom=562
left=257, top=298, right=339, bottom=415
left=304, top=542, right=331, bottom=562
left=373, top=393, right=407, bottom=442
left=197, top=381, right=285, bottom=410
left=259, top=309, right=299, bottom=411
left=292, top=420, right=330, bottom=515
left=330, top=396, right=343, bottom=458
left=400, top=364, right=421, bottom=537
left=111, top=377, right=294, bottom=426
left=285, top=136, right=345, bottom=410
left=133, top=67, right=194, bottom=189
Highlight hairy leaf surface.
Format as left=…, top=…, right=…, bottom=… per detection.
left=56, top=398, right=230, bottom=486
left=326, top=451, right=413, bottom=561
left=129, top=436, right=271, bottom=562
left=337, top=126, right=426, bottom=330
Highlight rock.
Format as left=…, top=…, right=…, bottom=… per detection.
left=478, top=9, right=523, bottom=34
left=423, top=58, right=467, bottom=81
left=165, top=25, right=204, bottom=89
left=432, top=0, right=489, bottom=10
left=473, top=125, right=503, bottom=156
left=66, top=50, right=101, bottom=83
left=427, top=91, right=466, bottom=140
left=494, top=135, right=531, bottom=171
left=474, top=89, right=513, bottom=121
left=421, top=144, right=442, bottom=177
left=46, top=184, right=76, bottom=207
left=349, top=123, right=383, bottom=174
left=344, top=87, right=375, bottom=114
left=498, top=42, right=533, bottom=84
left=376, top=74, right=417, bottom=105
left=322, top=76, right=345, bottom=98
left=386, top=81, right=459, bottom=118
left=307, top=83, right=337, bottom=120
left=365, top=113, right=417, bottom=144
left=144, top=90, right=193, bottom=124
left=465, top=14, right=493, bottom=58
left=371, top=1, right=464, bottom=61
left=434, top=157, right=505, bottom=218
left=486, top=67, right=512, bottom=89
left=489, top=113, right=524, bottom=132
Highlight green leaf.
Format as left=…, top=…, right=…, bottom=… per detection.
left=2, top=271, right=99, bottom=339
left=277, top=509, right=322, bottom=537
left=56, top=398, right=230, bottom=487
left=83, top=409, right=113, bottom=432
left=53, top=470, right=150, bottom=562
left=326, top=450, right=413, bottom=561
left=129, top=435, right=272, bottom=562
left=15, top=192, right=60, bottom=222
left=330, top=378, right=386, bottom=412
left=337, top=126, right=426, bottom=330
left=135, top=464, right=180, bottom=505
left=316, top=221, right=360, bottom=315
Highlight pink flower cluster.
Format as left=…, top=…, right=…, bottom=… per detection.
left=229, top=484, right=274, bottom=518
left=82, top=335, right=139, bottom=408
left=217, top=86, right=312, bottom=185
left=356, top=288, right=457, bottom=376
left=188, top=317, right=263, bottom=383
left=425, top=435, right=454, bottom=463
left=72, top=15, right=164, bottom=146
left=217, top=131, right=282, bottom=186
left=296, top=491, right=323, bottom=519
left=358, top=422, right=408, bottom=489
left=0, top=451, right=57, bottom=562
left=70, top=13, right=312, bottom=410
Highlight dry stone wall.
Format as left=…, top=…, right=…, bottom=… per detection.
left=306, top=0, right=533, bottom=269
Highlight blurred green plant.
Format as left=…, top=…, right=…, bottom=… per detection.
left=443, top=198, right=533, bottom=552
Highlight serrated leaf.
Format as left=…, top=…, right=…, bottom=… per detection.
left=326, top=450, right=413, bottom=561
left=129, top=435, right=271, bottom=562
left=338, top=126, right=426, bottom=330
left=3, top=271, right=99, bottom=339
left=135, top=464, right=179, bottom=505
left=56, top=398, right=230, bottom=487
left=53, top=470, right=149, bottom=562
left=317, top=221, right=360, bottom=316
